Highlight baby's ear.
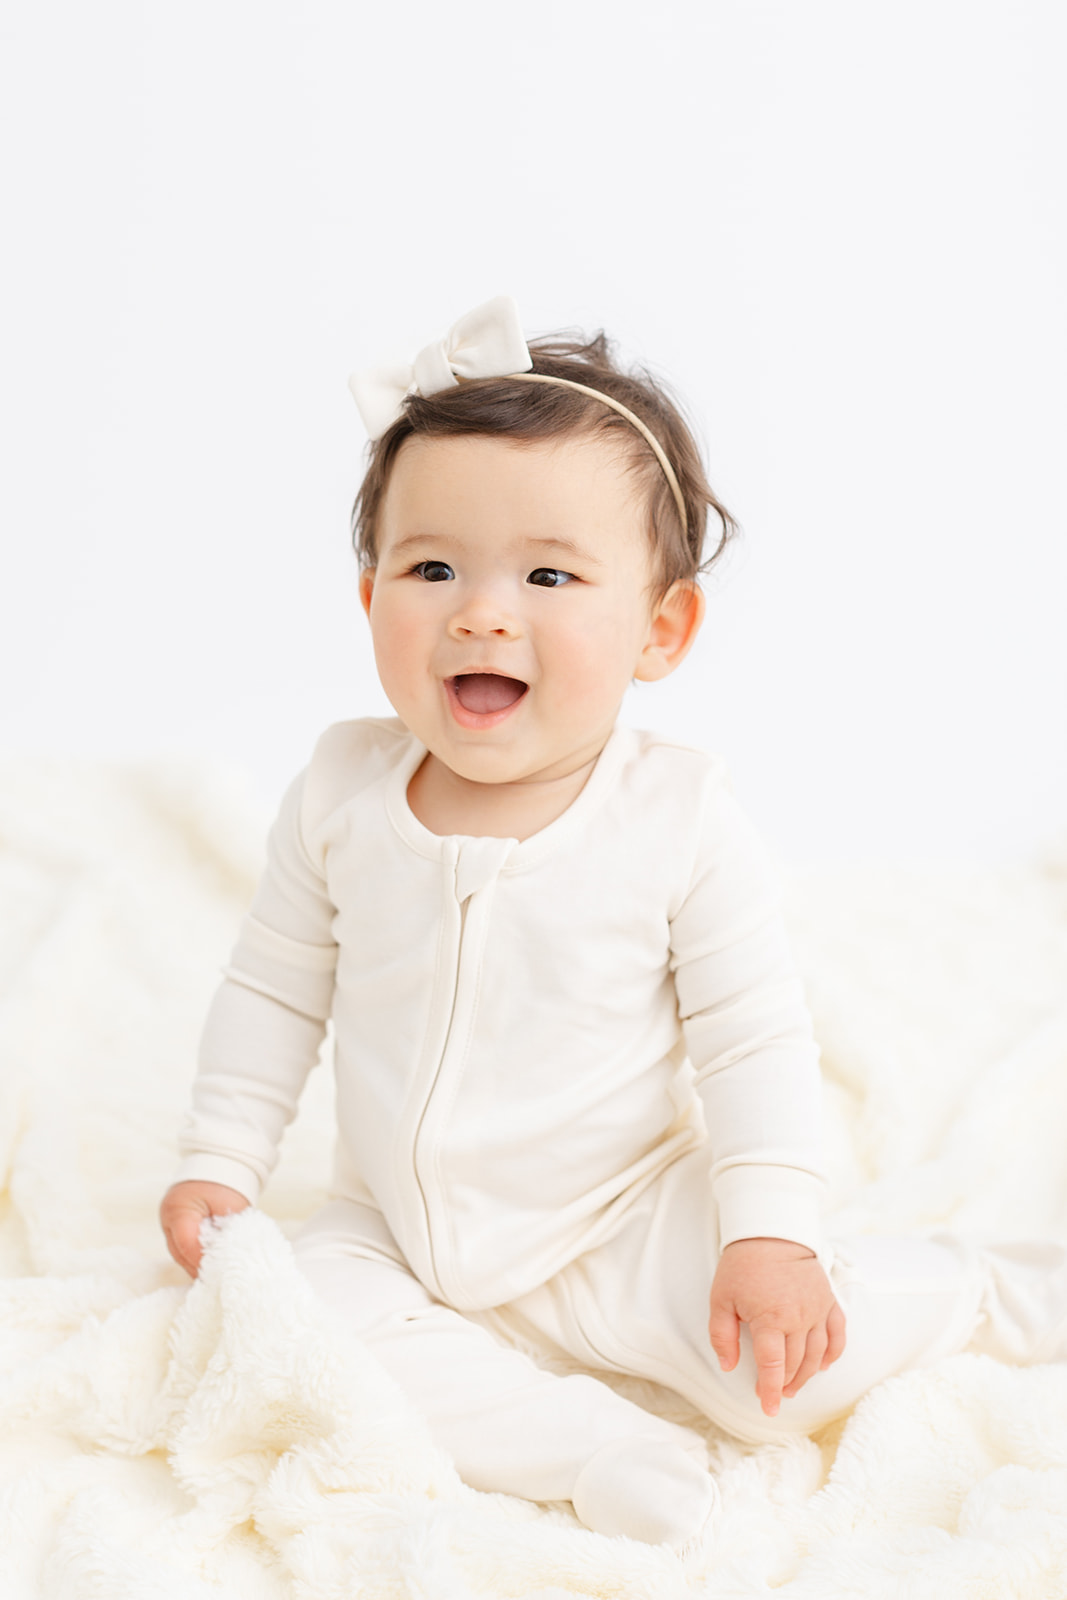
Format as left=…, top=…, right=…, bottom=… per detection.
left=358, top=568, right=377, bottom=618
left=633, top=581, right=705, bottom=682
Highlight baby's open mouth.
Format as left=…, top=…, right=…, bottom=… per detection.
left=449, top=674, right=528, bottom=714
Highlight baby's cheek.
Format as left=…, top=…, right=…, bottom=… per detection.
left=570, top=612, right=647, bottom=687
left=373, top=607, right=427, bottom=680
left=553, top=646, right=626, bottom=714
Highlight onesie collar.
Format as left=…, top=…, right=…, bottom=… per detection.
left=383, top=723, right=636, bottom=871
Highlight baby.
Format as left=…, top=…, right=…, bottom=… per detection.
left=161, top=296, right=1067, bottom=1551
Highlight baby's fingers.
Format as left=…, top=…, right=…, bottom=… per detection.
left=752, top=1326, right=802, bottom=1417
left=820, top=1300, right=847, bottom=1369
left=782, top=1323, right=828, bottom=1398
left=707, top=1300, right=741, bottom=1373
left=163, top=1211, right=204, bottom=1277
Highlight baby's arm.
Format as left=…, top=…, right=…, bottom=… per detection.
left=162, top=767, right=338, bottom=1274
left=669, top=771, right=844, bottom=1413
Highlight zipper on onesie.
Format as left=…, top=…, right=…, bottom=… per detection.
left=410, top=835, right=515, bottom=1303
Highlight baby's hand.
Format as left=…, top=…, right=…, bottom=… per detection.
left=160, top=1180, right=250, bottom=1278
left=708, top=1237, right=846, bottom=1417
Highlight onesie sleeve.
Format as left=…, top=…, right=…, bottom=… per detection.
left=170, top=764, right=339, bottom=1205
left=669, top=776, right=827, bottom=1266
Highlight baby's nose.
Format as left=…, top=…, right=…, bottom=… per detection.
left=448, top=583, right=521, bottom=638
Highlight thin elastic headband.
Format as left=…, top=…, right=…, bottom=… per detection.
left=503, top=371, right=688, bottom=536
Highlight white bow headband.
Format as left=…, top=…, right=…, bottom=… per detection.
left=347, top=295, right=688, bottom=536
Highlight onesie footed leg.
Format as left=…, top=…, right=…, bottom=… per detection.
left=958, top=1236, right=1067, bottom=1364
left=368, top=1302, right=710, bottom=1514
left=571, top=1435, right=719, bottom=1550
left=293, top=1210, right=713, bottom=1537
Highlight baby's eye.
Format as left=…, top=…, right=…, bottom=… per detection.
left=526, top=568, right=576, bottom=588
left=413, top=560, right=455, bottom=582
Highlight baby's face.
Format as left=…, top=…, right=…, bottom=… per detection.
left=360, top=432, right=693, bottom=790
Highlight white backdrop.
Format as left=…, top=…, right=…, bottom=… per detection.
left=2, top=0, right=1064, bottom=864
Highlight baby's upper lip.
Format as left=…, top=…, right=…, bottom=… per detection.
left=446, top=667, right=529, bottom=684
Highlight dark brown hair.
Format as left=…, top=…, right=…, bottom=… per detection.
left=350, top=330, right=738, bottom=597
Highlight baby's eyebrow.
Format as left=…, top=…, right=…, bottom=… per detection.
left=387, top=533, right=444, bottom=559
left=387, top=532, right=605, bottom=567
left=523, top=536, right=605, bottom=568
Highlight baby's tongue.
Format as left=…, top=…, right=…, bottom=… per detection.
left=453, top=674, right=526, bottom=713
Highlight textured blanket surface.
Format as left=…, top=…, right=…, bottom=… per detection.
left=2, top=758, right=1066, bottom=1599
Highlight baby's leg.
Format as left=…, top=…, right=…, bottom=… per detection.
left=292, top=1199, right=716, bottom=1545
left=507, top=1147, right=1066, bottom=1444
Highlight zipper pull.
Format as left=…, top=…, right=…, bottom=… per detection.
left=454, top=836, right=516, bottom=902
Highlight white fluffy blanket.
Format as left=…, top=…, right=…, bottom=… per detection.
left=2, top=758, right=1067, bottom=1599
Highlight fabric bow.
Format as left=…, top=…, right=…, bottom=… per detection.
left=348, top=295, right=534, bottom=440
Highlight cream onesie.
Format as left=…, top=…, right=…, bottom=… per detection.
left=173, top=716, right=1064, bottom=1505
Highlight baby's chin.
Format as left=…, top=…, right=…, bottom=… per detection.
left=426, top=738, right=607, bottom=793
left=422, top=746, right=542, bottom=790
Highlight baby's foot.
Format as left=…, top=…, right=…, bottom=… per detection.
left=967, top=1239, right=1067, bottom=1364
left=571, top=1435, right=719, bottom=1549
